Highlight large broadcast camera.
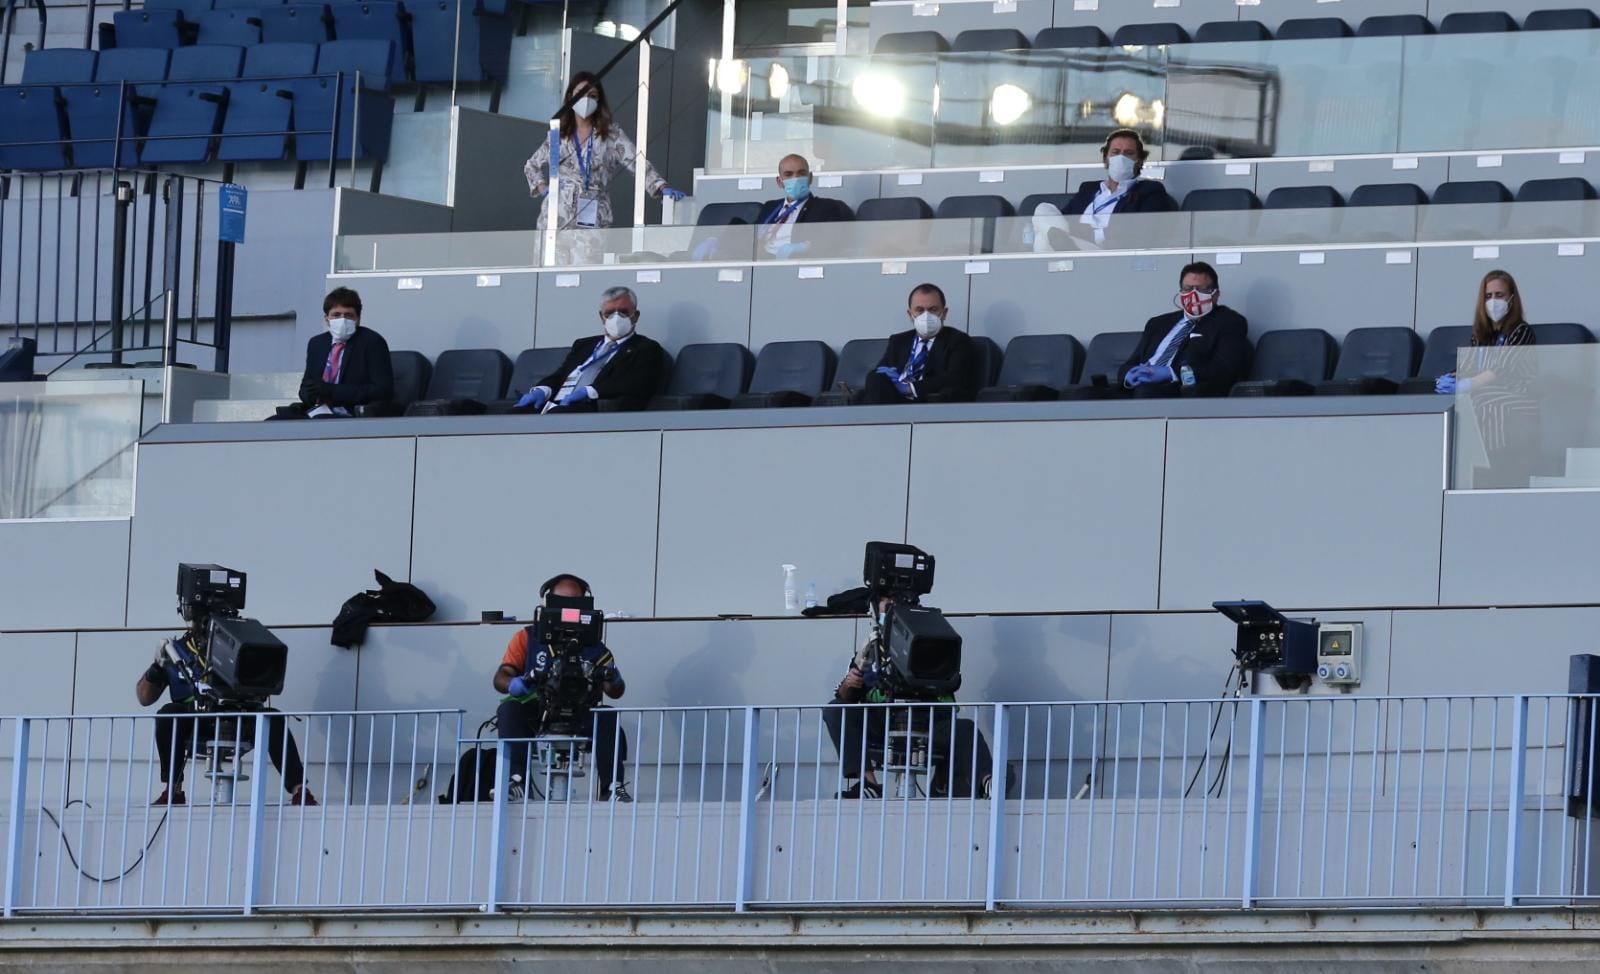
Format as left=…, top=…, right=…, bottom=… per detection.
left=531, top=593, right=606, bottom=737
left=862, top=542, right=962, bottom=702
left=170, top=563, right=288, bottom=710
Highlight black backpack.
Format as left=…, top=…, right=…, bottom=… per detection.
left=331, top=569, right=437, bottom=648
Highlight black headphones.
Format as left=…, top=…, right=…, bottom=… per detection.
left=539, top=573, right=593, bottom=599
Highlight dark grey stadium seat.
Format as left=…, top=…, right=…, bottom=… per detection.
left=1439, top=11, right=1517, bottom=34
left=1111, top=22, right=1189, bottom=46
left=732, top=341, right=837, bottom=408
left=1033, top=26, right=1108, bottom=48
left=403, top=348, right=511, bottom=416
left=1316, top=327, right=1423, bottom=396
left=977, top=334, right=1084, bottom=401
left=1195, top=20, right=1271, bottom=43
left=1524, top=8, right=1600, bottom=31
left=952, top=28, right=1029, bottom=52
left=1349, top=183, right=1428, bottom=207
left=698, top=202, right=765, bottom=227
left=486, top=347, right=571, bottom=413
left=359, top=350, right=431, bottom=416
left=1230, top=329, right=1337, bottom=397
left=813, top=338, right=890, bottom=406
left=1432, top=180, right=1513, bottom=205
left=936, top=194, right=1015, bottom=254
left=1275, top=17, right=1353, bottom=40
left=1177, top=146, right=1217, bottom=161
left=1182, top=188, right=1262, bottom=212
left=1356, top=14, right=1434, bottom=36
left=960, top=336, right=1004, bottom=397
left=857, top=197, right=935, bottom=222
left=1265, top=185, right=1344, bottom=209
left=1060, top=331, right=1144, bottom=399
left=873, top=30, right=950, bottom=55
left=1397, top=326, right=1472, bottom=394
left=648, top=343, right=754, bottom=411
left=1516, top=177, right=1597, bottom=203
left=1533, top=323, right=1595, bottom=345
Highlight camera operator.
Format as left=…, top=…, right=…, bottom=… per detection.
left=492, top=574, right=630, bottom=801
left=136, top=632, right=317, bottom=807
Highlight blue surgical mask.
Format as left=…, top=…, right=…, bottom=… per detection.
left=782, top=176, right=811, bottom=202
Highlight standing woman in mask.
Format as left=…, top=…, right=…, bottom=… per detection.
left=523, top=72, right=685, bottom=266
left=1437, top=270, right=1540, bottom=485
left=1029, top=128, right=1177, bottom=252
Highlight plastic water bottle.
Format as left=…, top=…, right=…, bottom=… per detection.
left=1179, top=364, right=1197, bottom=388
left=782, top=565, right=798, bottom=615
left=804, top=581, right=819, bottom=611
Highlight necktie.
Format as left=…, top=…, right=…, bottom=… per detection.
left=1151, top=320, right=1194, bottom=370
left=556, top=340, right=617, bottom=402
left=322, top=341, right=346, bottom=383
left=902, top=339, right=928, bottom=382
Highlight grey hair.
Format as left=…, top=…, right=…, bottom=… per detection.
left=600, top=285, right=638, bottom=308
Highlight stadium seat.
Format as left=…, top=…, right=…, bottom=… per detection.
left=857, top=197, right=934, bottom=222
left=1439, top=12, right=1517, bottom=34
left=1230, top=329, right=1337, bottom=397
left=220, top=43, right=318, bottom=161
left=1033, top=26, right=1108, bottom=48
left=403, top=348, right=511, bottom=416
left=1349, top=183, right=1428, bottom=207
left=648, top=343, right=754, bottom=411
left=0, top=88, right=70, bottom=170
left=295, top=39, right=396, bottom=161
left=1275, top=18, right=1353, bottom=41
left=976, top=334, right=1084, bottom=401
left=951, top=28, right=1029, bottom=52
left=410, top=0, right=511, bottom=82
left=1176, top=146, right=1216, bottom=161
left=111, top=10, right=189, bottom=49
left=359, top=349, right=432, bottom=416
left=1532, top=323, right=1595, bottom=345
left=328, top=2, right=411, bottom=81
left=167, top=43, right=247, bottom=80
left=197, top=9, right=263, bottom=45
left=260, top=3, right=332, bottom=43
left=1060, top=331, right=1143, bottom=399
left=813, top=338, right=890, bottom=406
left=1111, top=23, right=1189, bottom=46
left=1433, top=180, right=1512, bottom=205
left=731, top=341, right=836, bottom=408
left=1194, top=20, right=1272, bottom=43
left=20, top=49, right=96, bottom=83
left=1265, top=185, right=1344, bottom=209
left=1397, top=325, right=1472, bottom=394
left=873, top=31, right=950, bottom=55
left=139, top=45, right=244, bottom=164
left=1516, top=177, right=1597, bottom=203
left=1356, top=15, right=1435, bottom=37
left=1182, top=188, right=1261, bottom=212
left=1316, top=327, right=1423, bottom=395
left=217, top=0, right=282, bottom=8
left=1523, top=8, right=1600, bottom=31
left=935, top=194, right=1014, bottom=254
left=963, top=335, right=1004, bottom=394
left=62, top=48, right=170, bottom=168
left=485, top=347, right=572, bottom=413
left=144, top=0, right=215, bottom=21
left=697, top=202, right=765, bottom=227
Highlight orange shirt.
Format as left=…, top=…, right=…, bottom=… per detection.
left=500, top=627, right=532, bottom=673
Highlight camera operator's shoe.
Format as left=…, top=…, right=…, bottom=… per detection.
left=602, top=782, right=633, bottom=803
left=836, top=780, right=881, bottom=800
left=494, top=774, right=525, bottom=803
left=150, top=787, right=186, bottom=806
left=289, top=786, right=319, bottom=807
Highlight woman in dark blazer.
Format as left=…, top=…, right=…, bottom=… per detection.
left=1438, top=269, right=1539, bottom=486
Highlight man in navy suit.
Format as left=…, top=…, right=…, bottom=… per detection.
left=861, top=283, right=976, bottom=404
left=753, top=154, right=855, bottom=260
left=512, top=286, right=668, bottom=413
left=289, top=287, right=394, bottom=418
left=1117, top=261, right=1251, bottom=398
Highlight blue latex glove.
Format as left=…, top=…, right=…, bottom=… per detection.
left=514, top=387, right=549, bottom=410
left=874, top=366, right=900, bottom=380
left=556, top=387, right=590, bottom=408
left=893, top=378, right=916, bottom=399
left=692, top=237, right=719, bottom=261
left=507, top=676, right=532, bottom=697
left=1152, top=364, right=1177, bottom=384
left=1435, top=374, right=1456, bottom=395
left=661, top=187, right=686, bottom=201
left=773, top=241, right=809, bottom=260
left=1125, top=365, right=1155, bottom=387
left=1022, top=225, right=1035, bottom=245
left=1456, top=376, right=1472, bottom=394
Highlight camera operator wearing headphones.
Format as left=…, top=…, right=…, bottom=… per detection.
left=492, top=573, right=630, bottom=801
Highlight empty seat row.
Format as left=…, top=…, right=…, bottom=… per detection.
left=875, top=8, right=1600, bottom=54
left=143, top=0, right=517, bottom=20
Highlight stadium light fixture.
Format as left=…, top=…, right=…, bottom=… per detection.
left=989, top=84, right=1031, bottom=125
left=1113, top=92, right=1143, bottom=127
left=769, top=63, right=790, bottom=100
left=853, top=72, right=906, bottom=118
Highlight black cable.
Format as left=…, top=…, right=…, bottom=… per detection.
left=1206, top=668, right=1250, bottom=799
left=1183, top=664, right=1239, bottom=799
left=39, top=799, right=169, bottom=884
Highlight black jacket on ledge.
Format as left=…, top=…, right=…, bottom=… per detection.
left=1116, top=306, right=1251, bottom=396
left=297, top=326, right=394, bottom=408
left=531, top=332, right=669, bottom=408
left=863, top=327, right=976, bottom=404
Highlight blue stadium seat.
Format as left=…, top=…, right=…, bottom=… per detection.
left=144, top=0, right=215, bottom=20
left=1439, top=11, right=1517, bottom=34
left=1181, top=188, right=1261, bottom=211
left=198, top=9, right=263, bottom=45
left=140, top=45, right=243, bottom=164
left=1524, top=8, right=1600, bottom=31
left=1349, top=183, right=1428, bottom=207
left=648, top=343, right=755, bottom=411
left=977, top=334, right=1084, bottom=401
left=167, top=43, right=247, bottom=80
left=1432, top=180, right=1512, bottom=205
left=328, top=3, right=411, bottom=81
left=1533, top=323, right=1595, bottom=345
left=813, top=338, right=891, bottom=406
left=20, top=49, right=96, bottom=83
left=112, top=10, right=188, bottom=49
left=217, top=0, right=283, bottom=7
left=872, top=31, right=950, bottom=55
left=220, top=42, right=317, bottom=161
left=1194, top=20, right=1271, bottom=43
left=857, top=197, right=934, bottom=221
left=951, top=28, right=1029, bottom=52
left=96, top=47, right=172, bottom=82
left=732, top=341, right=837, bottom=408
left=1275, top=18, right=1353, bottom=41
left=936, top=194, right=1013, bottom=254
left=1231, top=329, right=1337, bottom=397
left=409, top=0, right=511, bottom=82
left=1033, top=26, right=1108, bottom=48
left=1356, top=15, right=1434, bottom=37
left=60, top=49, right=171, bottom=168
left=1516, top=177, right=1597, bottom=203
left=1316, top=327, right=1422, bottom=395
left=294, top=39, right=396, bottom=161
left=260, top=4, right=332, bottom=44
left=1111, top=23, right=1189, bottom=46
left=0, top=87, right=70, bottom=169
left=1397, top=325, right=1473, bottom=394
left=1265, top=185, right=1344, bottom=209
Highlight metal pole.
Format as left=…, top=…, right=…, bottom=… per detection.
left=350, top=70, right=362, bottom=189
left=633, top=38, right=650, bottom=241
left=213, top=238, right=235, bottom=373
left=1241, top=698, right=1267, bottom=908
left=161, top=174, right=182, bottom=365
left=485, top=740, right=509, bottom=913
left=733, top=706, right=761, bottom=912
left=984, top=704, right=1009, bottom=911
left=161, top=288, right=176, bottom=370
left=327, top=70, right=344, bottom=189
left=241, top=713, right=269, bottom=915
left=4, top=719, right=31, bottom=918
left=1504, top=695, right=1529, bottom=907
left=108, top=180, right=133, bottom=366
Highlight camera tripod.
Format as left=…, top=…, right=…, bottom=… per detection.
left=532, top=735, right=590, bottom=802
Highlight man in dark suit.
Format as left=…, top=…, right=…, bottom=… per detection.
left=753, top=154, right=855, bottom=260
left=1030, top=128, right=1177, bottom=252
left=1117, top=261, right=1251, bottom=398
left=861, top=283, right=976, bottom=404
left=288, top=287, right=394, bottom=418
left=512, top=285, right=668, bottom=413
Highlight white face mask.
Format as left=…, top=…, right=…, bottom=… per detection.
left=912, top=311, right=943, bottom=339
left=1107, top=153, right=1138, bottom=185
left=603, top=311, right=634, bottom=340
left=328, top=315, right=357, bottom=342
left=1485, top=297, right=1510, bottom=322
left=574, top=95, right=598, bottom=119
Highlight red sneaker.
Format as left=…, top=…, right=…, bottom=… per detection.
left=289, top=786, right=319, bottom=807
left=150, top=788, right=186, bottom=806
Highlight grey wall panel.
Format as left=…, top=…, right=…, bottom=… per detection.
left=336, top=272, right=537, bottom=361
left=533, top=267, right=753, bottom=355
left=949, top=614, right=1112, bottom=703
left=607, top=617, right=857, bottom=709
left=409, top=432, right=663, bottom=623
left=1252, top=0, right=1426, bottom=30
left=906, top=420, right=1167, bottom=613
left=971, top=253, right=1191, bottom=351
left=749, top=260, right=973, bottom=352
left=1253, top=156, right=1452, bottom=198
left=1154, top=160, right=1257, bottom=203
left=334, top=189, right=454, bottom=237
left=347, top=621, right=509, bottom=719
left=1214, top=248, right=1417, bottom=340
left=1416, top=243, right=1599, bottom=332
left=0, top=632, right=76, bottom=716
left=0, top=519, right=130, bottom=631
left=867, top=0, right=1053, bottom=47
left=1440, top=490, right=1600, bottom=607
left=878, top=168, right=1069, bottom=210
left=1447, top=150, right=1600, bottom=194
left=450, top=109, right=546, bottom=233
left=1049, top=0, right=1238, bottom=32
left=1160, top=413, right=1447, bottom=610
left=1390, top=607, right=1600, bottom=696
left=691, top=174, right=883, bottom=212
left=655, top=425, right=912, bottom=616
left=126, top=440, right=417, bottom=629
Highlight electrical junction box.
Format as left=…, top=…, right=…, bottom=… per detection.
left=1316, top=623, right=1362, bottom=687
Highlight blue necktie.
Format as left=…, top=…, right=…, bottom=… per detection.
left=902, top=340, right=929, bottom=382
left=1151, top=320, right=1195, bottom=370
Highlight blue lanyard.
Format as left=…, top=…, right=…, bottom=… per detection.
left=1090, top=184, right=1131, bottom=216
left=1475, top=332, right=1507, bottom=370
left=573, top=132, right=595, bottom=190
left=577, top=337, right=620, bottom=373
left=762, top=199, right=804, bottom=226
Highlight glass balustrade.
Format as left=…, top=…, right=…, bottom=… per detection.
left=0, top=380, right=142, bottom=520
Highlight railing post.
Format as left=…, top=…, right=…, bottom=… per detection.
left=4, top=719, right=31, bottom=918
left=1504, top=695, right=1530, bottom=907
left=1241, top=698, right=1266, bottom=908
left=109, top=180, right=133, bottom=366
left=484, top=739, right=509, bottom=914
left=241, top=712, right=270, bottom=915
left=984, top=703, right=1009, bottom=911
left=212, top=223, right=235, bottom=374
left=733, top=706, right=761, bottom=912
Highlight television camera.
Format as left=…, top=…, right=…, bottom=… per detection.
left=531, top=593, right=606, bottom=738
left=169, top=563, right=288, bottom=711
left=861, top=542, right=962, bottom=702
